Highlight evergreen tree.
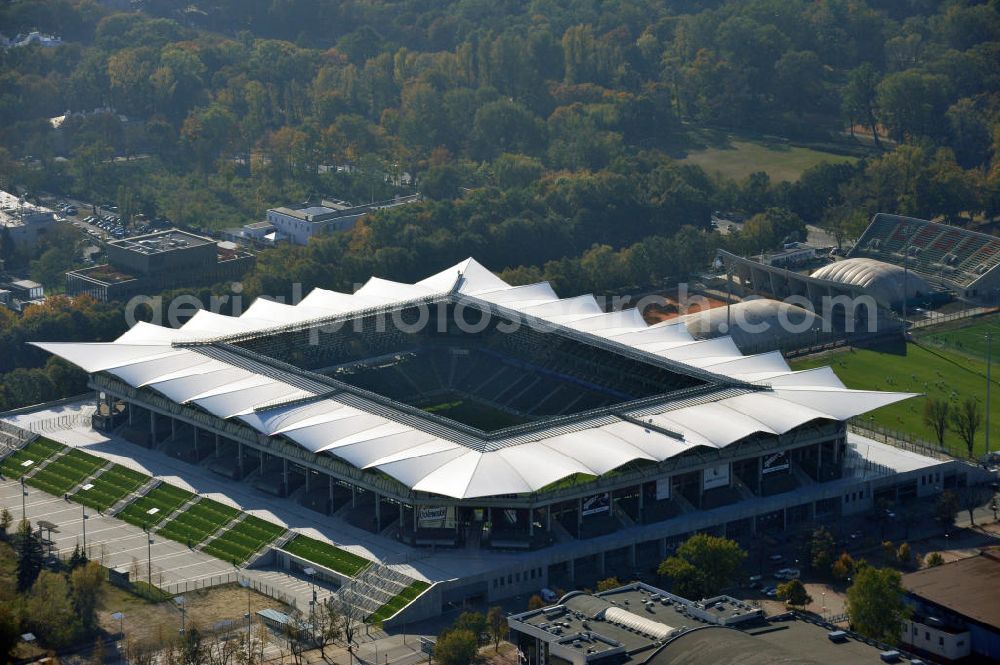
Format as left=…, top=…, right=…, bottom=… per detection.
left=15, top=520, right=44, bottom=593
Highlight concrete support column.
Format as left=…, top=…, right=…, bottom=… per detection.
left=328, top=475, right=335, bottom=513
left=351, top=484, right=357, bottom=508
left=238, top=442, right=245, bottom=477
left=546, top=505, right=552, bottom=531
left=659, top=538, right=667, bottom=559
left=128, top=404, right=133, bottom=426
left=149, top=411, right=156, bottom=442
left=629, top=543, right=637, bottom=568
left=781, top=508, right=787, bottom=530
left=375, top=492, right=381, bottom=532
left=282, top=458, right=289, bottom=496
left=638, top=484, right=645, bottom=518
left=192, top=426, right=199, bottom=456
left=568, top=558, right=576, bottom=585
left=577, top=498, right=583, bottom=530
left=413, top=505, right=418, bottom=531
left=398, top=503, right=403, bottom=526
left=809, top=502, right=816, bottom=521
left=529, top=509, right=534, bottom=536
left=599, top=551, right=606, bottom=577
left=305, top=469, right=311, bottom=493
left=214, top=433, right=220, bottom=458
left=697, top=470, right=704, bottom=508
left=170, top=417, right=176, bottom=440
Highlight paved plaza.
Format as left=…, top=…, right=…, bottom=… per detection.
left=0, top=477, right=237, bottom=589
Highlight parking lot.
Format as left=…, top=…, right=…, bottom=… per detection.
left=1, top=477, right=237, bottom=588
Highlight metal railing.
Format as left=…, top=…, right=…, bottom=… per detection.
left=848, top=420, right=965, bottom=462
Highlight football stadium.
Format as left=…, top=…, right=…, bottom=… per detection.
left=2, top=258, right=983, bottom=624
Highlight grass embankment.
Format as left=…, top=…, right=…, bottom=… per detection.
left=0, top=437, right=64, bottom=479
left=71, top=464, right=149, bottom=511
left=156, top=498, right=239, bottom=547
left=792, top=319, right=999, bottom=456
left=117, top=483, right=194, bottom=528
left=281, top=534, right=370, bottom=576
left=367, top=580, right=431, bottom=624
left=25, top=448, right=106, bottom=496
left=202, top=515, right=287, bottom=564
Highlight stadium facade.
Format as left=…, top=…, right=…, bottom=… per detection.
left=31, top=259, right=973, bottom=611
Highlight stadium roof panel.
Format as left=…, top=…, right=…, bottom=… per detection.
left=33, top=257, right=916, bottom=499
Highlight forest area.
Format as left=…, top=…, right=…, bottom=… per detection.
left=0, top=0, right=999, bottom=410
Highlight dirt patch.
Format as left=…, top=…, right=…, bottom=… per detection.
left=642, top=291, right=727, bottom=324
left=98, top=583, right=288, bottom=647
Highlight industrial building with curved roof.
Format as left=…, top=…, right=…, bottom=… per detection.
left=810, top=258, right=932, bottom=308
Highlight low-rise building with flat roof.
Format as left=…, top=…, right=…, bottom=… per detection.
left=901, top=548, right=1000, bottom=662
left=508, top=583, right=916, bottom=665
left=66, top=229, right=255, bottom=302
left=0, top=190, right=57, bottom=248
left=239, top=194, right=422, bottom=246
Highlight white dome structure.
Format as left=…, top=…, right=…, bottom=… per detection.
left=680, top=299, right=823, bottom=353
left=810, top=258, right=931, bottom=307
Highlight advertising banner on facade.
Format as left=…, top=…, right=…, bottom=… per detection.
left=762, top=451, right=790, bottom=475
left=418, top=506, right=454, bottom=528
left=702, top=463, right=731, bottom=490
left=655, top=478, right=671, bottom=501
left=581, top=492, right=610, bottom=516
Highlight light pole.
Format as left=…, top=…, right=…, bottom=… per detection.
left=986, top=332, right=992, bottom=457
left=304, top=566, right=317, bottom=645
left=144, top=524, right=153, bottom=587
left=239, top=578, right=252, bottom=664
left=112, top=611, right=124, bottom=663
left=21, top=477, right=27, bottom=521
left=176, top=595, right=186, bottom=635
left=901, top=224, right=911, bottom=324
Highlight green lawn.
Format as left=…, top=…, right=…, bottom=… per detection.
left=913, top=314, right=1000, bottom=361
left=281, top=535, right=370, bottom=577
left=201, top=515, right=287, bottom=565
left=367, top=580, right=431, bottom=624
left=25, top=448, right=106, bottom=497
left=0, top=438, right=64, bottom=479
left=156, top=497, right=240, bottom=547
left=117, top=483, right=194, bottom=529
left=679, top=138, right=858, bottom=182
left=792, top=338, right=999, bottom=457
left=71, top=464, right=149, bottom=512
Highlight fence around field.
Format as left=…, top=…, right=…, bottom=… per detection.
left=907, top=305, right=999, bottom=329
left=159, top=572, right=300, bottom=609
left=848, top=419, right=966, bottom=462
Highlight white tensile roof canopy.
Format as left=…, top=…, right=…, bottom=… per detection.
left=33, top=258, right=915, bottom=499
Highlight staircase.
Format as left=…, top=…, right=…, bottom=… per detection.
left=21, top=446, right=70, bottom=480
left=245, top=529, right=296, bottom=569
left=548, top=516, right=575, bottom=544
left=334, top=561, right=425, bottom=621
left=109, top=477, right=162, bottom=517
left=66, top=460, right=115, bottom=495
left=671, top=492, right=698, bottom=514
left=158, top=494, right=201, bottom=528
left=197, top=512, right=246, bottom=552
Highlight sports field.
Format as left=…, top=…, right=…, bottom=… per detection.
left=679, top=138, right=857, bottom=182
left=420, top=398, right=526, bottom=431
left=792, top=316, right=999, bottom=457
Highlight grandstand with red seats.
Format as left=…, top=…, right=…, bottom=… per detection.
left=849, top=213, right=1000, bottom=300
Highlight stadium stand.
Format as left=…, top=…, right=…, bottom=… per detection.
left=849, top=213, right=1000, bottom=299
